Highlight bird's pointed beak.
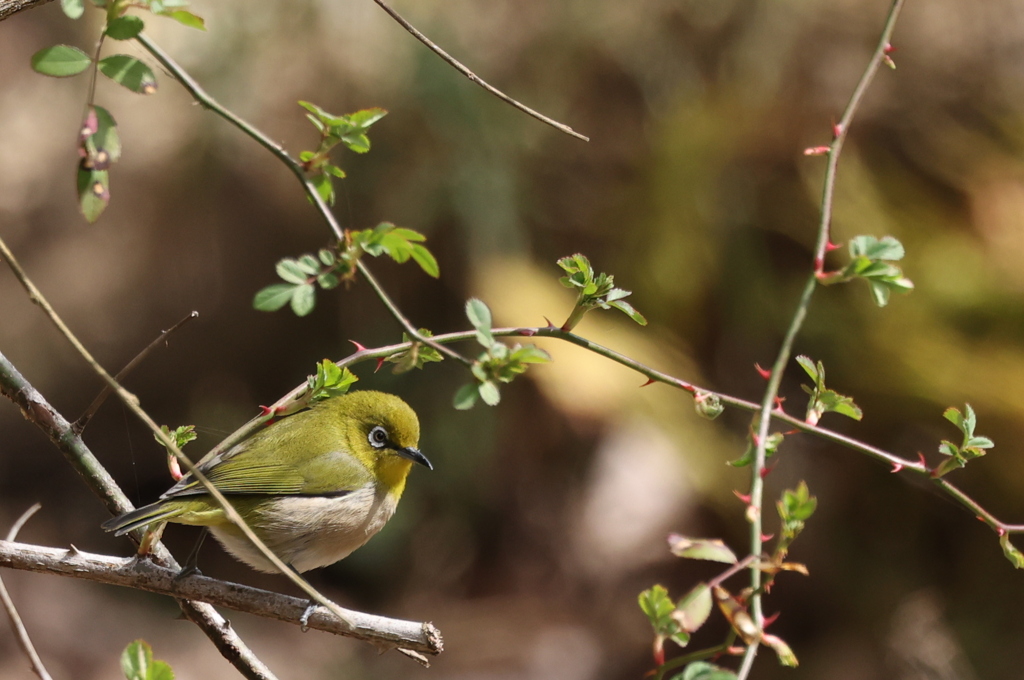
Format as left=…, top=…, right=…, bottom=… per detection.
left=398, top=446, right=433, bottom=470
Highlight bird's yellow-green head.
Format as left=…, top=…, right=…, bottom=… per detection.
left=322, top=390, right=430, bottom=498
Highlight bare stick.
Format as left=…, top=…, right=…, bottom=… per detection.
left=0, top=505, right=54, bottom=680
left=370, top=0, right=588, bottom=142
left=75, top=310, right=199, bottom=433
left=0, top=540, right=442, bottom=654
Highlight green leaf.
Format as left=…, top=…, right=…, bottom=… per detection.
left=297, top=254, right=320, bottom=275
left=323, top=163, right=347, bottom=179
left=275, top=259, right=308, bottom=284
left=61, top=0, right=85, bottom=19
left=318, top=248, right=337, bottom=266
left=310, top=173, right=335, bottom=205
left=121, top=639, right=174, bottom=680
left=106, top=16, right=145, bottom=40
left=409, top=244, right=440, bottom=278
left=466, top=298, right=494, bottom=347
left=341, top=132, right=371, bottom=154
left=290, top=283, right=316, bottom=316
left=672, top=583, right=712, bottom=633
left=89, top=106, right=122, bottom=164
left=638, top=585, right=674, bottom=623
left=795, top=355, right=820, bottom=385
left=77, top=166, right=109, bottom=222
left=453, top=383, right=479, bottom=410
left=253, top=283, right=297, bottom=312
left=163, top=10, right=206, bottom=30
left=478, top=380, right=501, bottom=406
left=607, top=299, right=648, bottom=325
left=667, top=535, right=738, bottom=564
left=348, top=107, right=388, bottom=128
left=317, top=271, right=340, bottom=289
left=850, top=235, right=905, bottom=261
left=97, top=55, right=157, bottom=94
left=31, top=45, right=91, bottom=77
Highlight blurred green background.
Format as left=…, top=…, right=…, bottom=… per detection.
left=2, top=0, right=1023, bottom=678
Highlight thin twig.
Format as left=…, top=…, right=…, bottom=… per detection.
left=370, top=0, right=588, bottom=142
left=0, top=540, right=442, bottom=654
left=134, top=33, right=346, bottom=242
left=75, top=311, right=199, bottom=433
left=737, top=2, right=906, bottom=677
left=0, top=505, right=53, bottom=680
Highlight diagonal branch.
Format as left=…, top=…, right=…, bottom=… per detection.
left=0, top=0, right=52, bottom=22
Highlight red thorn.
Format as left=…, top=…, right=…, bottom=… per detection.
left=783, top=428, right=800, bottom=436
left=825, top=240, right=842, bottom=252
left=726, top=646, right=745, bottom=656
left=259, top=405, right=274, bottom=417
left=760, top=463, right=776, bottom=479
left=761, top=532, right=775, bottom=542
left=890, top=462, right=903, bottom=473
left=762, top=611, right=781, bottom=628
left=733, top=490, right=752, bottom=504
left=349, top=339, right=368, bottom=352
left=374, top=357, right=386, bottom=373
left=883, top=42, right=897, bottom=54
left=640, top=378, right=656, bottom=387
left=518, top=328, right=537, bottom=336
left=755, top=363, right=771, bottom=380
left=543, top=316, right=557, bottom=329
left=803, top=145, right=830, bottom=156
left=773, top=396, right=786, bottom=411
left=833, top=122, right=845, bottom=138
left=916, top=452, right=928, bottom=468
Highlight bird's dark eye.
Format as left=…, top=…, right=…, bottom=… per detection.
left=368, top=426, right=389, bottom=449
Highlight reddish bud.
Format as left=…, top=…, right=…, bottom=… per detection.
left=518, top=328, right=537, bottom=336
left=995, top=524, right=1005, bottom=535
left=167, top=454, right=183, bottom=482
left=833, top=122, right=845, bottom=138
left=803, top=145, right=830, bottom=156
left=733, top=490, right=752, bottom=504
left=755, top=363, right=771, bottom=380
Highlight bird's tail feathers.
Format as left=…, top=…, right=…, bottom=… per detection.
left=101, top=502, right=182, bottom=536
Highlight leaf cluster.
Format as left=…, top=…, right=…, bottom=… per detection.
left=819, top=235, right=914, bottom=306
left=30, top=0, right=205, bottom=221
left=796, top=355, right=862, bottom=426
left=453, top=299, right=550, bottom=409
left=387, top=330, right=445, bottom=374
left=304, top=360, right=359, bottom=405
left=933, top=403, right=994, bottom=478
left=298, top=102, right=387, bottom=206
left=557, top=253, right=646, bottom=330
left=253, top=224, right=438, bottom=316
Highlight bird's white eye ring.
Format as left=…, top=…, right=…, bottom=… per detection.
left=368, top=426, right=389, bottom=449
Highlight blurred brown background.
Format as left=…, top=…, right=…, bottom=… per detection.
left=2, top=0, right=1024, bottom=678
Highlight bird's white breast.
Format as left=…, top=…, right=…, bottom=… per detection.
left=209, top=483, right=400, bottom=573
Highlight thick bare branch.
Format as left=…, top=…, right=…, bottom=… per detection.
left=0, top=540, right=442, bottom=654
left=0, top=0, right=52, bottom=22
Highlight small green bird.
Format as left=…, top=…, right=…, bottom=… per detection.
left=102, top=390, right=431, bottom=573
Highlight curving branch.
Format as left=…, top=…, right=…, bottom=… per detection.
left=0, top=505, right=54, bottom=680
